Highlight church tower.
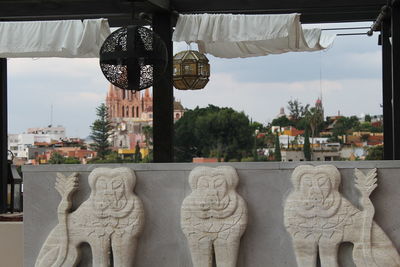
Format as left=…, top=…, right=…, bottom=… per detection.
left=315, top=97, right=324, bottom=121
left=106, top=84, right=143, bottom=120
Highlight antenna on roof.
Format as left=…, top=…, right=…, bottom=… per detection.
left=319, top=51, right=323, bottom=103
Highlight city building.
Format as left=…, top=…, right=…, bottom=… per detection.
left=27, top=125, right=66, bottom=140
left=8, top=127, right=64, bottom=159
left=106, top=84, right=185, bottom=151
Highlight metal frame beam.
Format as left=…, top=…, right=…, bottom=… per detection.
left=152, top=13, right=174, bottom=162
left=173, top=1, right=385, bottom=23
left=0, top=0, right=387, bottom=24
left=0, top=58, right=8, bottom=213
left=0, top=0, right=168, bottom=27
left=392, top=1, right=400, bottom=159
left=382, top=18, right=393, bottom=160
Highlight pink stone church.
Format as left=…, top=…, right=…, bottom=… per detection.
left=106, top=84, right=185, bottom=151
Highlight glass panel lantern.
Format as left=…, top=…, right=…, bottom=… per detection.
left=173, top=50, right=210, bottom=90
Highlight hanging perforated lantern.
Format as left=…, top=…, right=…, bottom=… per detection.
left=173, top=50, right=210, bottom=90
left=100, top=26, right=168, bottom=91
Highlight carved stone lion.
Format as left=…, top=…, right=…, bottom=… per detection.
left=35, top=167, right=144, bottom=267
left=181, top=166, right=248, bottom=267
left=284, top=165, right=400, bottom=267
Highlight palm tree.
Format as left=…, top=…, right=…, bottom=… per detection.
left=304, top=107, right=323, bottom=160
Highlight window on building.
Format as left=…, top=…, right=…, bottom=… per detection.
left=136, top=106, right=139, bottom=118
left=132, top=106, right=135, bottom=118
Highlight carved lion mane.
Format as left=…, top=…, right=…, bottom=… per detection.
left=88, top=167, right=136, bottom=219
left=188, top=166, right=239, bottom=219
left=288, top=165, right=342, bottom=218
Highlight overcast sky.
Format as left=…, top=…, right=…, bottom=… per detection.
left=7, top=22, right=381, bottom=138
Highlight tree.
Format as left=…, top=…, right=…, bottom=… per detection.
left=287, top=99, right=309, bottom=123
left=142, top=125, right=153, bottom=148
left=274, top=133, right=281, bottom=161
left=305, top=107, right=323, bottom=140
left=365, top=145, right=383, bottom=160
left=64, top=157, right=81, bottom=164
left=90, top=103, right=113, bottom=160
left=364, top=114, right=372, bottom=122
left=332, top=116, right=360, bottom=137
left=174, top=105, right=254, bottom=162
left=48, top=152, right=65, bottom=164
left=303, top=128, right=311, bottom=161
left=134, top=141, right=142, bottom=163
left=270, top=116, right=294, bottom=128
left=361, top=134, right=370, bottom=142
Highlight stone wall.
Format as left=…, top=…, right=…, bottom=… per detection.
left=23, top=161, right=400, bottom=267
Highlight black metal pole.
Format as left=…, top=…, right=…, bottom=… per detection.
left=382, top=19, right=394, bottom=160
left=0, top=58, right=8, bottom=213
left=152, top=13, right=174, bottom=162
left=392, top=2, right=400, bottom=159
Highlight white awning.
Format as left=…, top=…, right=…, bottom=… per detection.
left=173, top=14, right=336, bottom=58
left=0, top=19, right=111, bottom=58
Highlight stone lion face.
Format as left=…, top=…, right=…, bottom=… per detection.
left=299, top=172, right=332, bottom=209
left=93, top=176, right=127, bottom=212
left=290, top=165, right=342, bottom=218
left=88, top=167, right=136, bottom=219
left=187, top=166, right=239, bottom=219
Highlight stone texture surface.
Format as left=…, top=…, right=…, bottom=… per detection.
left=0, top=222, right=23, bottom=267
left=34, top=167, right=144, bottom=267
left=284, top=165, right=400, bottom=267
left=181, top=166, right=247, bottom=267
left=23, top=161, right=400, bottom=267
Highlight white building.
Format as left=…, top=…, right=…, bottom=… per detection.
left=27, top=125, right=66, bottom=140
left=278, top=135, right=330, bottom=149
left=8, top=125, right=66, bottom=159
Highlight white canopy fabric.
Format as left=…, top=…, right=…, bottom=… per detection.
left=0, top=19, right=111, bottom=58
left=173, top=13, right=336, bottom=58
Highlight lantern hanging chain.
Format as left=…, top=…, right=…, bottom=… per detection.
left=319, top=50, right=322, bottom=100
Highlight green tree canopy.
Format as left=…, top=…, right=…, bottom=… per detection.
left=174, top=105, right=254, bottom=162
left=305, top=107, right=324, bottom=139
left=303, top=128, right=311, bottom=161
left=48, top=152, right=65, bottom=164
left=134, top=141, right=142, bottom=163
left=270, top=116, right=294, bottom=128
left=274, top=133, right=281, bottom=161
left=332, top=116, right=360, bottom=137
left=64, top=157, right=81, bottom=164
left=90, top=103, right=113, bottom=160
left=365, top=145, right=383, bottom=160
left=287, top=99, right=309, bottom=123
left=354, top=122, right=383, bottom=133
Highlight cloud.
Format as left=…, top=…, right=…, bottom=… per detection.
left=175, top=73, right=382, bottom=124
left=7, top=58, right=108, bottom=137
left=7, top=21, right=383, bottom=138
